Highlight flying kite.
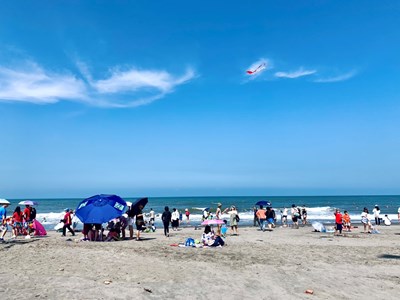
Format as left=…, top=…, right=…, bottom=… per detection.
left=246, top=63, right=266, bottom=75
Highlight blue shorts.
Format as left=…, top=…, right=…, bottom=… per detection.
left=267, top=218, right=274, bottom=224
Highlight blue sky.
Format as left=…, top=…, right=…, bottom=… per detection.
left=1, top=1, right=399, bottom=198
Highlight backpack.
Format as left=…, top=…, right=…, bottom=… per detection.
left=185, top=238, right=195, bottom=247
left=235, top=214, right=240, bottom=222
left=30, top=207, right=37, bottom=220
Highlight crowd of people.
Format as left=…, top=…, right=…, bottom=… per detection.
left=0, top=203, right=38, bottom=241
left=2, top=200, right=400, bottom=244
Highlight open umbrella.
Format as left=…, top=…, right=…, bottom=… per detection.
left=201, top=219, right=225, bottom=226
left=255, top=200, right=271, bottom=207
left=127, top=197, right=148, bottom=216
left=0, top=199, right=10, bottom=205
left=75, top=194, right=127, bottom=224
left=18, top=200, right=38, bottom=206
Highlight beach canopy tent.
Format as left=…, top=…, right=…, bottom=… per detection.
left=201, top=219, right=225, bottom=226
left=255, top=200, right=271, bottom=207
left=18, top=200, right=38, bottom=206
left=0, top=199, right=10, bottom=205
left=127, top=197, right=148, bottom=216
left=75, top=194, right=127, bottom=224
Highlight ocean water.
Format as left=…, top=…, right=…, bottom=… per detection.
left=5, top=195, right=400, bottom=230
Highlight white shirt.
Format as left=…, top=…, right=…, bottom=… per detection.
left=372, top=208, right=380, bottom=218
left=172, top=211, right=179, bottom=221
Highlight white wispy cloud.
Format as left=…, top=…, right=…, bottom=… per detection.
left=0, top=63, right=87, bottom=104
left=314, top=70, right=357, bottom=83
left=0, top=60, right=196, bottom=108
left=274, top=68, right=316, bottom=79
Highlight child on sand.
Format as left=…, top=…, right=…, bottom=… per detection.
left=343, top=211, right=351, bottom=232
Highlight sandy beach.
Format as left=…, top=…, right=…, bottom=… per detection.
left=1, top=224, right=400, bottom=299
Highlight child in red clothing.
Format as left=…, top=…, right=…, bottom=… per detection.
left=334, top=209, right=343, bottom=235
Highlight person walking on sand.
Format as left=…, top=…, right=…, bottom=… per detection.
left=12, top=206, right=23, bottom=238
left=162, top=206, right=172, bottom=237
left=62, top=209, right=75, bottom=237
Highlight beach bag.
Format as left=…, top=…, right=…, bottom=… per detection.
left=185, top=238, right=195, bottom=247
left=235, top=214, right=240, bottom=222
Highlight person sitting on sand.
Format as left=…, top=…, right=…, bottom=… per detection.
left=201, top=225, right=225, bottom=247
left=342, top=211, right=351, bottom=232
left=361, top=207, right=372, bottom=233
left=221, top=220, right=228, bottom=237
left=383, top=214, right=391, bottom=226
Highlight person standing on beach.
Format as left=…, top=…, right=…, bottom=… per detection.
left=281, top=207, right=288, bottom=226
left=12, top=206, right=23, bottom=238
left=0, top=203, right=9, bottom=241
left=372, top=205, right=381, bottom=226
left=398, top=207, right=400, bottom=222
left=361, top=207, right=371, bottom=233
left=291, top=204, right=299, bottom=229
left=185, top=208, right=190, bottom=224
left=149, top=208, right=155, bottom=226
left=135, top=205, right=145, bottom=241
left=253, top=207, right=260, bottom=227
left=171, top=208, right=180, bottom=231
left=162, top=206, right=172, bottom=237
left=223, top=206, right=239, bottom=235
left=334, top=209, right=343, bottom=235
left=256, top=205, right=266, bottom=231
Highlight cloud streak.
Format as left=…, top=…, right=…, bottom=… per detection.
left=314, top=70, right=357, bottom=83
left=0, top=60, right=196, bottom=108
left=274, top=68, right=316, bottom=79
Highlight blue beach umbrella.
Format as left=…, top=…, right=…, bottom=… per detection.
left=75, top=194, right=127, bottom=224
left=255, top=200, right=271, bottom=207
